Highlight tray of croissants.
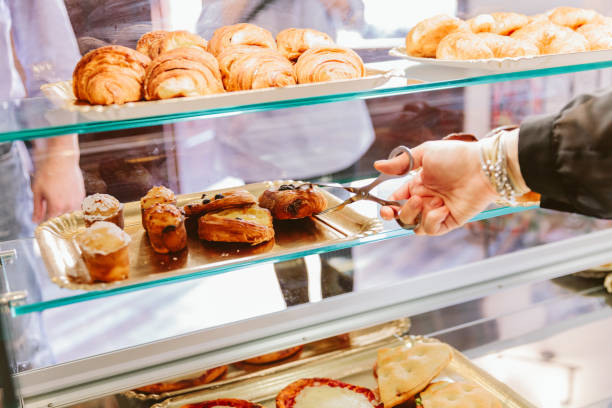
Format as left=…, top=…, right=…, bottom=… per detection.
left=34, top=181, right=382, bottom=291
left=390, top=6, right=612, bottom=71
left=145, top=333, right=532, bottom=408
left=40, top=24, right=392, bottom=121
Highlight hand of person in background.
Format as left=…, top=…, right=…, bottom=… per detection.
left=374, top=138, right=502, bottom=236
left=31, top=135, right=85, bottom=222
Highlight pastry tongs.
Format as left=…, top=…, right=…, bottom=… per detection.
left=314, top=146, right=418, bottom=230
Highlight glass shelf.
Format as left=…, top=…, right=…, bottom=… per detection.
left=3, top=60, right=612, bottom=142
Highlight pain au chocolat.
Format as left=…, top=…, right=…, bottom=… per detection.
left=258, top=184, right=326, bottom=220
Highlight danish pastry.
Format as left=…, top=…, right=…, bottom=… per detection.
left=468, top=12, right=530, bottom=35
left=217, top=45, right=296, bottom=91
left=511, top=21, right=589, bottom=54
left=140, top=186, right=177, bottom=229
left=134, top=365, right=227, bottom=394
left=208, top=23, right=276, bottom=57
left=276, top=28, right=334, bottom=62
left=258, top=184, right=327, bottom=220
left=405, top=14, right=468, bottom=58
left=72, top=45, right=150, bottom=105
left=136, top=30, right=168, bottom=58
left=75, top=221, right=131, bottom=282
left=151, top=30, right=208, bottom=59
left=144, top=47, right=224, bottom=100
left=547, top=6, right=603, bottom=30
left=577, top=22, right=612, bottom=51
left=144, top=203, right=187, bottom=254
left=198, top=205, right=274, bottom=245
left=243, top=345, right=303, bottom=364
left=420, top=381, right=502, bottom=408
left=295, top=46, right=365, bottom=83
left=436, top=32, right=494, bottom=60
left=276, top=378, right=382, bottom=408
left=477, top=33, right=539, bottom=58
left=182, top=399, right=263, bottom=408
left=82, top=193, right=124, bottom=229
left=183, top=189, right=257, bottom=218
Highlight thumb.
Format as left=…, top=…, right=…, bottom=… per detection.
left=374, top=144, right=424, bottom=175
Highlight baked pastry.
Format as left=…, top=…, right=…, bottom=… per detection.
left=436, top=32, right=494, bottom=60
left=182, top=399, right=263, bottom=408
left=216, top=45, right=296, bottom=91
left=276, top=28, right=335, bottom=62
left=376, top=343, right=452, bottom=408
left=134, top=365, right=227, bottom=394
left=144, top=203, right=187, bottom=254
left=140, top=186, right=177, bottom=229
left=295, top=46, right=365, bottom=83
left=547, top=6, right=603, bottom=30
left=258, top=184, right=327, bottom=220
left=136, top=30, right=169, bottom=58
left=276, top=378, right=382, bottom=408
left=477, top=33, right=539, bottom=58
left=81, top=193, right=124, bottom=229
left=243, top=345, right=303, bottom=364
left=577, top=22, right=612, bottom=51
left=208, top=23, right=276, bottom=56
left=405, top=14, right=468, bottom=58
left=468, top=12, right=530, bottom=36
left=511, top=21, right=589, bottom=54
left=75, top=221, right=131, bottom=282
left=183, top=189, right=257, bottom=218
left=144, top=47, right=224, bottom=100
left=419, top=381, right=502, bottom=408
left=152, top=30, right=208, bottom=59
left=72, top=45, right=150, bottom=105
left=198, top=205, right=274, bottom=245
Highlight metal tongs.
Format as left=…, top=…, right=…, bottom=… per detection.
left=315, top=146, right=418, bottom=230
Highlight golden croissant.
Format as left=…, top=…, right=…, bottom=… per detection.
left=405, top=14, right=468, bottom=58
left=216, top=45, right=295, bottom=91
left=208, top=23, right=276, bottom=56
left=73, top=45, right=150, bottom=105
left=547, top=6, right=603, bottom=30
left=577, top=22, right=612, bottom=51
left=511, top=21, right=589, bottom=55
left=136, top=30, right=168, bottom=58
left=468, top=12, right=530, bottom=36
left=294, top=46, right=365, bottom=83
left=276, top=28, right=334, bottom=62
left=144, top=47, right=224, bottom=100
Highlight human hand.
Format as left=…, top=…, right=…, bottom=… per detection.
left=374, top=139, right=499, bottom=235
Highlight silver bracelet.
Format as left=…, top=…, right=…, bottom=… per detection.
left=480, top=132, right=522, bottom=205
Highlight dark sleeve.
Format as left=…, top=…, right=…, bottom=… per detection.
left=518, top=87, right=612, bottom=219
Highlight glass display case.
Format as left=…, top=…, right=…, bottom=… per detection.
left=1, top=1, right=612, bottom=407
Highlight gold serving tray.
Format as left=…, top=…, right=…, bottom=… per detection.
left=35, top=181, right=382, bottom=291
left=124, top=319, right=411, bottom=401
left=152, top=334, right=534, bottom=408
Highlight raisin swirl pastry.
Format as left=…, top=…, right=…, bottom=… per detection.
left=294, top=47, right=365, bottom=84
left=72, top=45, right=150, bottom=105
left=144, top=203, right=187, bottom=254
left=208, top=23, right=276, bottom=57
left=134, top=365, right=227, bottom=394
left=276, top=28, right=334, bottom=62
left=144, top=47, right=224, bottom=100
left=217, top=45, right=296, bottom=91
left=198, top=205, right=274, bottom=245
left=258, top=184, right=327, bottom=220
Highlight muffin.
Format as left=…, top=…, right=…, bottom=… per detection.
left=75, top=221, right=131, bottom=282
left=82, top=193, right=124, bottom=228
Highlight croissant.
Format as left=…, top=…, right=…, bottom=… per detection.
left=208, top=23, right=276, bottom=57
left=216, top=45, right=295, bottom=91
left=577, top=22, right=612, bottom=51
left=276, top=28, right=334, bottom=62
left=511, top=22, right=589, bottom=55
left=477, top=33, right=539, bottom=58
left=73, top=45, right=150, bottom=105
left=144, top=47, right=224, bottom=100
left=468, top=12, right=530, bottom=36
left=295, top=46, right=365, bottom=83
left=136, top=30, right=168, bottom=58
left=436, top=32, right=494, bottom=60
left=152, top=30, right=208, bottom=59
left=547, top=6, right=603, bottom=30
left=405, top=14, right=468, bottom=58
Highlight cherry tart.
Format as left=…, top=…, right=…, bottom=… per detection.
left=182, top=399, right=264, bottom=408
left=258, top=184, right=327, bottom=220
left=276, top=378, right=382, bottom=408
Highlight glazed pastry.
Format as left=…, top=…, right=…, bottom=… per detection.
left=182, top=399, right=263, bottom=408
left=140, top=186, right=177, bottom=229
left=276, top=28, right=334, bottom=62
left=75, top=221, right=131, bottom=282
left=258, top=184, right=327, bottom=220
left=198, top=205, right=274, bottom=245
left=72, top=45, right=150, bottom=105
left=144, top=47, right=224, bottom=100
left=511, top=21, right=589, bottom=54
left=477, top=33, right=539, bottom=58
left=134, top=365, right=227, bottom=394
left=405, top=14, right=468, bottom=58
left=577, top=22, right=612, bottom=51
left=144, top=203, right=187, bottom=254
left=295, top=46, right=365, bottom=83
left=547, top=6, right=603, bottom=30
left=81, top=193, right=124, bottom=229
left=276, top=378, right=382, bottom=408
left=436, top=32, right=494, bottom=60
left=217, top=45, right=296, bottom=91
left=136, top=30, right=168, bottom=58
left=208, top=23, right=276, bottom=56
left=183, top=189, right=256, bottom=218
left=468, top=12, right=530, bottom=35
left=243, top=345, right=303, bottom=364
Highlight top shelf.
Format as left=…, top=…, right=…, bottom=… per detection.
left=4, top=58, right=612, bottom=141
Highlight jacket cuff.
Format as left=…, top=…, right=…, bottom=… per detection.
left=518, top=114, right=566, bottom=199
